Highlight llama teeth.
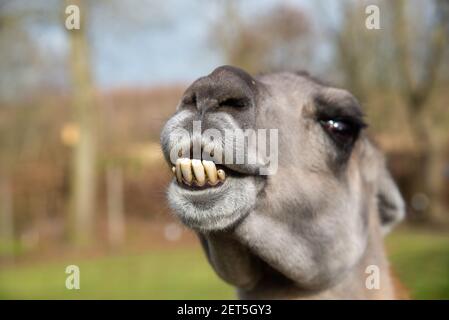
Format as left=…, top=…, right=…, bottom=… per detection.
left=180, top=158, right=193, bottom=184
left=202, top=160, right=217, bottom=185
left=175, top=159, right=183, bottom=183
left=191, top=159, right=206, bottom=186
left=217, top=169, right=226, bottom=181
left=174, top=159, right=224, bottom=187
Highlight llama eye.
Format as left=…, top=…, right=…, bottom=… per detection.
left=320, top=119, right=360, bottom=147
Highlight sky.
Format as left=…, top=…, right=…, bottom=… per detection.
left=87, top=0, right=328, bottom=88
left=39, top=0, right=336, bottom=89
left=5, top=0, right=341, bottom=94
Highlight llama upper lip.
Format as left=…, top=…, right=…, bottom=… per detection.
left=172, top=158, right=227, bottom=188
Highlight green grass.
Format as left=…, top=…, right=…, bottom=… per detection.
left=0, top=249, right=234, bottom=299
left=386, top=229, right=449, bottom=299
left=0, top=228, right=448, bottom=299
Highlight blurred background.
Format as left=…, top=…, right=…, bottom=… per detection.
left=0, top=0, right=448, bottom=299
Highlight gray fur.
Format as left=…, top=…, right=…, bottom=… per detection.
left=160, top=66, right=405, bottom=299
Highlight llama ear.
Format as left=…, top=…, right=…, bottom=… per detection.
left=377, top=165, right=405, bottom=235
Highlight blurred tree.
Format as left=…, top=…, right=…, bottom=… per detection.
left=390, top=0, right=449, bottom=223
left=0, top=0, right=66, bottom=102
left=0, top=103, right=44, bottom=257
left=212, top=1, right=312, bottom=74
left=106, top=164, right=125, bottom=248
left=392, top=0, right=447, bottom=113
left=64, top=0, right=162, bottom=245
left=0, top=0, right=44, bottom=256
left=0, top=0, right=17, bottom=257
left=65, top=0, right=97, bottom=245
left=333, top=1, right=394, bottom=102
left=0, top=175, right=14, bottom=256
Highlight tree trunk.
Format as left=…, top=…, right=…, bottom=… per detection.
left=410, top=116, right=447, bottom=224
left=420, top=120, right=447, bottom=224
left=0, top=174, right=14, bottom=258
left=66, top=0, right=97, bottom=246
left=391, top=0, right=448, bottom=224
left=106, top=165, right=125, bottom=248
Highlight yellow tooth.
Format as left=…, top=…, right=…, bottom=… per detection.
left=202, top=160, right=218, bottom=185
left=172, top=166, right=176, bottom=174
left=217, top=169, right=226, bottom=181
left=180, top=158, right=193, bottom=184
left=175, top=159, right=183, bottom=183
left=191, top=159, right=206, bottom=186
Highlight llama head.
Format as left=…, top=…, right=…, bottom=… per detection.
left=160, top=66, right=404, bottom=289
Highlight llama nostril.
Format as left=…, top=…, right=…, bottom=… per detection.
left=182, top=93, right=197, bottom=107
left=181, top=65, right=256, bottom=115
left=218, top=97, right=249, bottom=108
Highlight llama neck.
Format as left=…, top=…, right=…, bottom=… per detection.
left=238, top=218, right=395, bottom=299
left=306, top=229, right=395, bottom=300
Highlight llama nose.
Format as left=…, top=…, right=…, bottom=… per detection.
left=181, top=65, right=258, bottom=114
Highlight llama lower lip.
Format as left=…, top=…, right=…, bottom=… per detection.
left=166, top=173, right=257, bottom=232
